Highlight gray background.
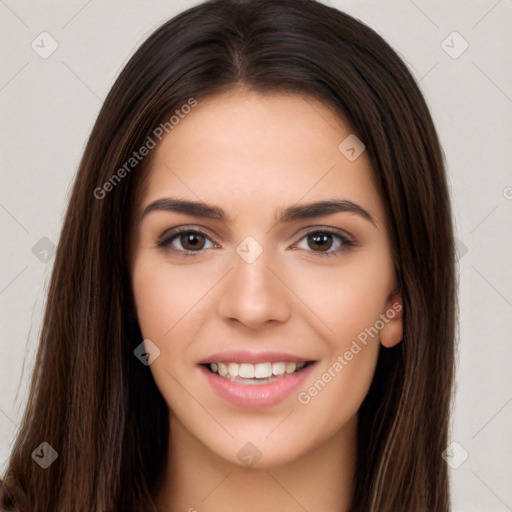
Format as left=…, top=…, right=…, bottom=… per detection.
left=1, top=1, right=511, bottom=510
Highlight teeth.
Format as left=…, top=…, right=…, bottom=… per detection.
left=218, top=362, right=228, bottom=376
left=285, top=362, right=296, bottom=374
left=272, top=362, right=285, bottom=375
left=239, top=363, right=255, bottom=378
left=255, top=362, right=272, bottom=378
left=209, top=361, right=307, bottom=380
left=228, top=363, right=239, bottom=377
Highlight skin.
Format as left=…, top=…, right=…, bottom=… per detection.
left=128, top=89, right=403, bottom=512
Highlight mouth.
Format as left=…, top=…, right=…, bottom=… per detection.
left=198, top=352, right=317, bottom=408
left=203, top=360, right=314, bottom=385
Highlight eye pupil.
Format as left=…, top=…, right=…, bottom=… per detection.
left=181, top=233, right=205, bottom=251
left=308, top=232, right=332, bottom=252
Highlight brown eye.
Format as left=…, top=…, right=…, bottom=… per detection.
left=295, top=229, right=355, bottom=257
left=158, top=228, right=216, bottom=254
left=179, top=232, right=207, bottom=251
left=307, top=232, right=334, bottom=252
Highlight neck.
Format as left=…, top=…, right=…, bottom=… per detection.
left=156, top=415, right=357, bottom=512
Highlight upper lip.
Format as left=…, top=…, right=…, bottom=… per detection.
left=199, top=350, right=315, bottom=365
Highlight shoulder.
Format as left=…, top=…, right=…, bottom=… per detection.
left=0, top=477, right=22, bottom=512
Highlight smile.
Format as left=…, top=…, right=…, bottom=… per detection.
left=199, top=352, right=317, bottom=408
left=206, top=361, right=311, bottom=384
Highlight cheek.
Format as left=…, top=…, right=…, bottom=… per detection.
left=294, top=345, right=378, bottom=449
left=130, top=258, right=208, bottom=402
left=132, top=262, right=176, bottom=339
left=131, top=257, right=213, bottom=340
left=287, top=249, right=392, bottom=413
left=289, top=250, right=394, bottom=344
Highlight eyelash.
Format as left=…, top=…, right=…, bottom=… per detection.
left=157, top=225, right=356, bottom=258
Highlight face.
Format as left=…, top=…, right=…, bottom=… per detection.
left=129, top=90, right=403, bottom=468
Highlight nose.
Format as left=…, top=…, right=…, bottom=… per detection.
left=217, top=249, right=291, bottom=330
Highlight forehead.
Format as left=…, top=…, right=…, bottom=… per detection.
left=139, top=90, right=386, bottom=229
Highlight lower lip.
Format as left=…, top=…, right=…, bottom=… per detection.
left=200, top=363, right=316, bottom=408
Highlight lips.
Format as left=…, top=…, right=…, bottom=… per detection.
left=199, top=350, right=313, bottom=365
left=198, top=351, right=317, bottom=407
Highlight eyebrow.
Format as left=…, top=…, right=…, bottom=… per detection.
left=140, top=198, right=376, bottom=226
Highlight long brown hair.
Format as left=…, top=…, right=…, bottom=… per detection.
left=2, top=0, right=456, bottom=510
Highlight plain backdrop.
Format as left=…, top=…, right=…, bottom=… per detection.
left=1, top=1, right=511, bottom=510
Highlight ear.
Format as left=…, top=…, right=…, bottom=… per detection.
left=380, top=287, right=403, bottom=348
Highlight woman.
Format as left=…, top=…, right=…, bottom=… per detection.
left=1, top=0, right=456, bottom=510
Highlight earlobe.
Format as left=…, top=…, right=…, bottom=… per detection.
left=380, top=289, right=403, bottom=348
